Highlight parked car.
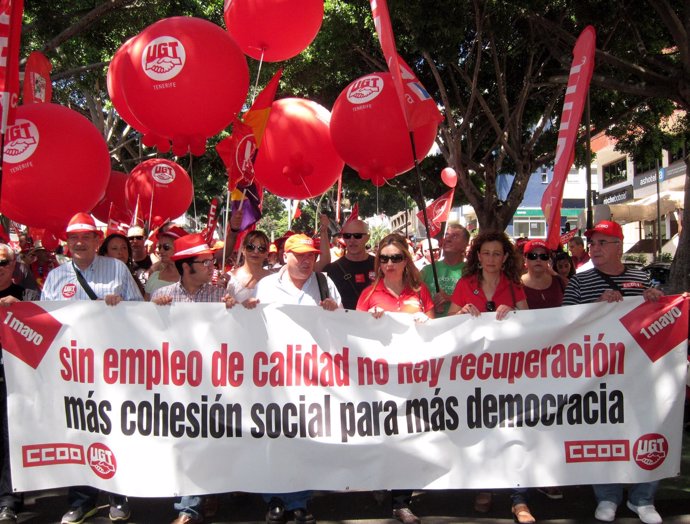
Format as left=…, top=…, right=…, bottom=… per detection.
left=644, top=262, right=672, bottom=292
left=623, top=260, right=646, bottom=272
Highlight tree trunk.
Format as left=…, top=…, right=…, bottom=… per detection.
left=668, top=155, right=690, bottom=294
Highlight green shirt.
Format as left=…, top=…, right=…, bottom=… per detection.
left=420, top=260, right=465, bottom=317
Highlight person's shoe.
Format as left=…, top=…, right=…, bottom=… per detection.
left=626, top=501, right=662, bottom=524
left=293, top=508, right=316, bottom=524
left=594, top=501, right=618, bottom=522
left=537, top=487, right=563, bottom=500
left=473, top=492, right=492, bottom=513
left=170, top=513, right=203, bottom=524
left=392, top=507, right=420, bottom=524
left=109, top=500, right=131, bottom=522
left=0, top=507, right=17, bottom=524
left=511, top=503, right=536, bottom=524
left=61, top=505, right=99, bottom=524
left=265, top=498, right=286, bottom=524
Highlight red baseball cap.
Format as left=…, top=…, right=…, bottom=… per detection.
left=523, top=239, right=550, bottom=254
left=585, top=220, right=624, bottom=240
left=171, top=233, right=217, bottom=260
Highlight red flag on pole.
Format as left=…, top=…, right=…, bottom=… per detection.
left=244, top=68, right=282, bottom=147
left=216, top=119, right=256, bottom=192
left=342, top=202, right=359, bottom=228
left=23, top=51, right=52, bottom=104
left=416, top=189, right=454, bottom=238
left=541, top=26, right=596, bottom=250
left=0, top=0, right=24, bottom=133
left=202, top=198, right=219, bottom=245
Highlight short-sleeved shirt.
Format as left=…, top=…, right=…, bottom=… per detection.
left=0, top=283, right=24, bottom=301
left=41, top=256, right=143, bottom=301
left=356, top=280, right=434, bottom=314
left=324, top=255, right=376, bottom=310
left=523, top=276, right=566, bottom=309
left=255, top=269, right=342, bottom=307
left=420, top=260, right=465, bottom=317
left=150, top=281, right=226, bottom=303
left=563, top=267, right=650, bottom=305
left=451, top=273, right=526, bottom=312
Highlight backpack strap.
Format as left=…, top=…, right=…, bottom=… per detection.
left=315, top=272, right=329, bottom=301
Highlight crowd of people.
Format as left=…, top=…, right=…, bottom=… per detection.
left=0, top=210, right=673, bottom=524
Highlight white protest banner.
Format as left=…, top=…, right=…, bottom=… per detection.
left=0, top=295, right=687, bottom=496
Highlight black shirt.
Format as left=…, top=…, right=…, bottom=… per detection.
left=324, top=255, right=376, bottom=310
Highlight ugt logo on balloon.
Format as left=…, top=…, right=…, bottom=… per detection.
left=347, top=75, right=383, bottom=104
left=142, top=36, right=186, bottom=81
left=152, top=164, right=176, bottom=184
left=3, top=119, right=39, bottom=163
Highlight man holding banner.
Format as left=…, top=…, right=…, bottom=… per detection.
left=563, top=220, right=663, bottom=524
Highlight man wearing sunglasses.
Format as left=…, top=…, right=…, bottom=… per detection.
left=41, top=213, right=142, bottom=524
left=562, top=220, right=663, bottom=524
left=127, top=226, right=152, bottom=285
left=323, top=220, right=375, bottom=309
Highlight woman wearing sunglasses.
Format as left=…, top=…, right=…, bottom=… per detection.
left=521, top=240, right=566, bottom=310
left=356, top=233, right=434, bottom=524
left=144, top=226, right=185, bottom=299
left=226, top=231, right=272, bottom=308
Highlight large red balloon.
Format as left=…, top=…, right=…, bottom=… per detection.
left=111, top=17, right=249, bottom=156
left=330, top=72, right=442, bottom=186
left=125, top=159, right=193, bottom=221
left=91, top=170, right=132, bottom=224
left=224, top=0, right=323, bottom=62
left=1, top=103, right=111, bottom=229
left=253, top=98, right=344, bottom=200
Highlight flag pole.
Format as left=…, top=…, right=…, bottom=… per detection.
left=408, top=131, right=440, bottom=292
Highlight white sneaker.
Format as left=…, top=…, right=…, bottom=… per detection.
left=595, top=501, right=618, bottom=522
left=626, top=501, right=662, bottom=524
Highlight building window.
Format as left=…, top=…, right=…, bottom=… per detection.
left=602, top=158, right=627, bottom=188
left=541, top=171, right=549, bottom=184
left=633, top=153, right=661, bottom=176
left=513, top=218, right=546, bottom=238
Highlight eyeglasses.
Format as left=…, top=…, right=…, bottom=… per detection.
left=158, top=243, right=173, bottom=251
left=526, top=253, right=550, bottom=261
left=245, top=243, right=267, bottom=253
left=342, top=233, right=365, bottom=240
left=191, top=259, right=214, bottom=267
left=486, top=301, right=496, bottom=312
left=379, top=254, right=405, bottom=264
left=128, top=236, right=144, bottom=241
left=590, top=240, right=621, bottom=248
left=0, top=259, right=10, bottom=267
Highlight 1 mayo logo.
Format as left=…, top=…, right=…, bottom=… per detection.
left=152, top=163, right=176, bottom=184
left=142, top=36, right=186, bottom=81
left=88, top=443, right=117, bottom=479
left=3, top=119, right=39, bottom=163
left=0, top=303, right=63, bottom=369
left=633, top=434, right=667, bottom=471
left=347, top=75, right=383, bottom=104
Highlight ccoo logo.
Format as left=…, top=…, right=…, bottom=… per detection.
left=87, top=443, right=117, bottom=479
left=4, top=119, right=39, bottom=163
left=347, top=75, right=384, bottom=104
left=142, top=36, right=186, bottom=81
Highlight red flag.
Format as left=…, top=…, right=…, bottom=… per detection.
left=343, top=202, right=359, bottom=227
left=22, top=51, right=52, bottom=104
left=202, top=197, right=219, bottom=245
left=216, top=119, right=256, bottom=192
left=541, top=26, right=596, bottom=250
left=416, top=189, right=454, bottom=238
left=292, top=200, right=302, bottom=221
left=0, top=0, right=24, bottom=133
left=244, top=68, right=282, bottom=147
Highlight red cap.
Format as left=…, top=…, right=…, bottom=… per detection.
left=171, top=233, right=217, bottom=260
left=66, top=213, right=99, bottom=235
left=585, top=220, right=623, bottom=240
left=284, top=234, right=319, bottom=254
left=523, top=239, right=550, bottom=254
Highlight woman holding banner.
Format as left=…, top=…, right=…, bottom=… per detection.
left=356, top=233, right=434, bottom=524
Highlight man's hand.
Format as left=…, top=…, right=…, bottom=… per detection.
left=643, top=287, right=664, bottom=302
left=598, top=289, right=622, bottom=303
left=104, top=294, right=123, bottom=306
left=320, top=297, right=339, bottom=311
left=223, top=294, right=237, bottom=309
left=151, top=295, right=173, bottom=306
left=0, top=296, right=19, bottom=307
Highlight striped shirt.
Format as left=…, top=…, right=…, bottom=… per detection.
left=150, top=281, right=227, bottom=303
left=41, top=256, right=143, bottom=301
left=562, top=267, right=650, bottom=305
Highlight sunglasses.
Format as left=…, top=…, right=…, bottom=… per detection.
left=191, top=259, right=214, bottom=267
left=245, top=243, right=267, bottom=253
left=379, top=254, right=405, bottom=264
left=486, top=301, right=496, bottom=312
left=128, top=235, right=144, bottom=241
left=342, top=233, right=365, bottom=239
left=526, top=252, right=550, bottom=261
left=158, top=243, right=173, bottom=251
left=0, top=259, right=10, bottom=267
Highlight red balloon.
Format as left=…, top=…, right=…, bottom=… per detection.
left=1, top=103, right=111, bottom=229
left=28, top=227, right=61, bottom=251
left=253, top=98, right=344, bottom=199
left=330, top=72, right=441, bottom=186
left=441, top=167, right=458, bottom=188
left=224, top=0, right=323, bottom=62
left=112, top=17, right=249, bottom=156
left=91, top=171, right=132, bottom=224
left=125, top=159, right=193, bottom=221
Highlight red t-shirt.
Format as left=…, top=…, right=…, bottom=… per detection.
left=356, top=280, right=434, bottom=315
left=451, top=273, right=526, bottom=312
